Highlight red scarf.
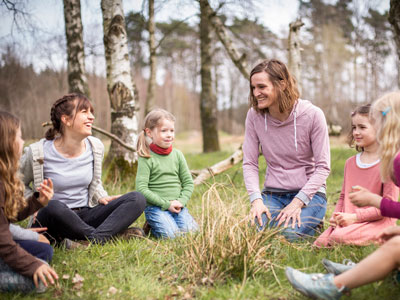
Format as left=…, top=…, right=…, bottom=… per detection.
left=150, top=143, right=172, bottom=155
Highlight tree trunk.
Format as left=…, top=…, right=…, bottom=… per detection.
left=200, top=0, right=249, bottom=79
left=389, top=0, right=400, bottom=87
left=288, top=19, right=304, bottom=93
left=199, top=0, right=220, bottom=152
left=101, top=0, right=139, bottom=180
left=63, top=0, right=89, bottom=95
left=145, top=0, right=157, bottom=115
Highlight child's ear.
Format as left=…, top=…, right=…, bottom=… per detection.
left=144, top=128, right=152, bottom=138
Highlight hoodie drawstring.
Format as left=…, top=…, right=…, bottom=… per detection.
left=264, top=114, right=268, bottom=132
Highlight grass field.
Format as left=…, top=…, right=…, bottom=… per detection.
left=5, top=134, right=400, bottom=299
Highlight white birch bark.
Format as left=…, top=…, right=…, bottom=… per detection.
left=101, top=0, right=138, bottom=163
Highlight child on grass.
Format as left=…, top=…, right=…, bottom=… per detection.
left=285, top=91, right=400, bottom=300
left=135, top=108, right=198, bottom=238
left=0, top=111, right=58, bottom=293
left=314, top=104, right=399, bottom=247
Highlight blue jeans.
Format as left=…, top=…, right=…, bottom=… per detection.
left=257, top=191, right=327, bottom=241
left=145, top=206, right=198, bottom=239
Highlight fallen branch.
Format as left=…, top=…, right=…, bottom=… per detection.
left=42, top=122, right=136, bottom=152
left=193, top=145, right=243, bottom=185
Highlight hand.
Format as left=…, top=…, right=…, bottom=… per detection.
left=376, top=226, right=400, bottom=242
left=38, top=234, right=50, bottom=244
left=168, top=200, right=183, bottom=213
left=349, top=185, right=382, bottom=208
left=37, top=179, right=53, bottom=206
left=329, top=215, right=337, bottom=228
left=33, top=263, right=58, bottom=288
left=28, top=227, right=47, bottom=233
left=250, top=198, right=271, bottom=226
left=334, top=212, right=357, bottom=227
left=276, top=197, right=304, bottom=229
left=99, top=195, right=121, bottom=205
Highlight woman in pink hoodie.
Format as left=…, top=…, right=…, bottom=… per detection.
left=243, top=59, right=330, bottom=241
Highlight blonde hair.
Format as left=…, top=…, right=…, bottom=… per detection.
left=0, top=111, right=26, bottom=221
left=136, top=108, right=176, bottom=158
left=371, top=91, right=400, bottom=182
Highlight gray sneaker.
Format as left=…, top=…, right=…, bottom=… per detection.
left=322, top=259, right=356, bottom=275
left=285, top=267, right=346, bottom=300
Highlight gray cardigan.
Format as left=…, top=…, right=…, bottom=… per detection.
left=20, top=136, right=108, bottom=208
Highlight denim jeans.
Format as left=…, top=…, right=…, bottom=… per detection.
left=15, top=240, right=53, bottom=263
left=256, top=191, right=327, bottom=241
left=145, top=206, right=198, bottom=238
left=33, top=192, right=146, bottom=244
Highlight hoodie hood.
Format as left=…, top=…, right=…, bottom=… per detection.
left=264, top=99, right=315, bottom=151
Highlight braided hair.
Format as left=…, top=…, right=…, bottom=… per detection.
left=45, top=93, right=93, bottom=140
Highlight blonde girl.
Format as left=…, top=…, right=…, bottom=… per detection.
left=314, top=104, right=399, bottom=247
left=285, top=91, right=400, bottom=299
left=136, top=108, right=198, bottom=238
left=0, top=111, right=58, bottom=293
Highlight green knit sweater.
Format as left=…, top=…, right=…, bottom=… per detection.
left=136, top=148, right=194, bottom=210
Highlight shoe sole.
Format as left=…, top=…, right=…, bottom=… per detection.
left=285, top=267, right=318, bottom=299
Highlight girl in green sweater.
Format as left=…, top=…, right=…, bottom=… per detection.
left=136, top=109, right=198, bottom=238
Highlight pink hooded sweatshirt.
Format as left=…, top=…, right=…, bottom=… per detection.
left=243, top=99, right=331, bottom=205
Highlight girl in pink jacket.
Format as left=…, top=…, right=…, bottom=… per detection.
left=315, top=104, right=399, bottom=247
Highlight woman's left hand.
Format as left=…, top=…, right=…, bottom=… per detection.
left=276, top=197, right=304, bottom=228
left=99, top=195, right=121, bottom=205
left=37, top=179, right=53, bottom=206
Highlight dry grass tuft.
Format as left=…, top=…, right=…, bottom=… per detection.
left=170, top=182, right=281, bottom=285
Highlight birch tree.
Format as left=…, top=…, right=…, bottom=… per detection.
left=63, top=0, right=89, bottom=95
left=145, top=0, right=156, bottom=114
left=199, top=0, right=220, bottom=152
left=288, top=19, right=304, bottom=93
left=101, top=0, right=139, bottom=173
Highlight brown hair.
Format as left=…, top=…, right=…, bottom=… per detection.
left=249, top=59, right=299, bottom=114
left=0, top=111, right=26, bottom=221
left=371, top=91, right=400, bottom=182
left=136, top=108, right=176, bottom=158
left=45, top=93, right=94, bottom=140
left=347, top=104, right=372, bottom=152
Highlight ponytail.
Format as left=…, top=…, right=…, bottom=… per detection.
left=136, top=130, right=151, bottom=158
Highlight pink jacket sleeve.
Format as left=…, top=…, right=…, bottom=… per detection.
left=243, top=109, right=262, bottom=203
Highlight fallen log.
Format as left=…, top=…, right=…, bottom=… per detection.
left=193, top=145, right=243, bottom=185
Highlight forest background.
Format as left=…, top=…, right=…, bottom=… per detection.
left=0, top=0, right=396, bottom=144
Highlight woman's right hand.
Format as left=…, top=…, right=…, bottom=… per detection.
left=37, top=179, right=54, bottom=206
left=250, top=198, right=271, bottom=226
left=33, top=263, right=58, bottom=288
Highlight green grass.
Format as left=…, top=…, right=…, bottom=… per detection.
left=5, top=147, right=400, bottom=299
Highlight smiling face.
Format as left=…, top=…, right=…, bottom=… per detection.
left=351, top=114, right=377, bottom=149
left=63, top=100, right=95, bottom=138
left=250, top=72, right=278, bottom=111
left=146, top=118, right=175, bottom=149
